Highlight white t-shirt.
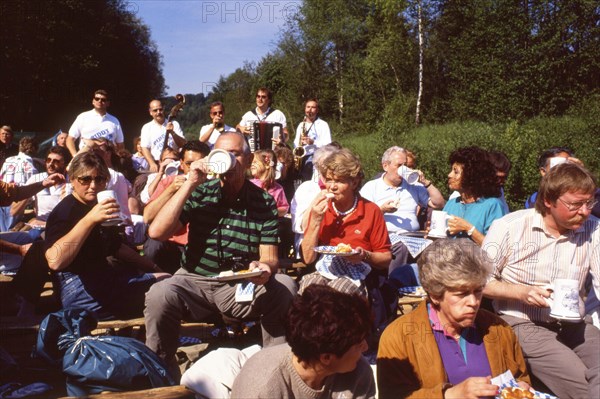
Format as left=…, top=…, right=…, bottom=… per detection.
left=198, top=124, right=236, bottom=149
left=0, top=152, right=38, bottom=186
left=140, top=120, right=185, bottom=161
left=239, top=108, right=287, bottom=129
left=68, top=109, right=124, bottom=150
left=293, top=118, right=332, bottom=156
left=24, top=172, right=69, bottom=221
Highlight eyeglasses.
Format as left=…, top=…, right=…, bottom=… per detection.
left=210, top=111, right=224, bottom=116
left=557, top=197, right=597, bottom=212
left=256, top=95, right=268, bottom=99
left=93, top=97, right=108, bottom=103
left=151, top=108, right=163, bottom=112
left=76, top=175, right=108, bottom=185
left=46, top=157, right=63, bottom=164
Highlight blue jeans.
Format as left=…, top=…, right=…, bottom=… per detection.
left=56, top=268, right=156, bottom=320
left=0, top=231, right=35, bottom=273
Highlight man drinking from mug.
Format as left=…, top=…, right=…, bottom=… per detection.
left=360, top=146, right=444, bottom=272
left=483, top=162, right=599, bottom=399
left=144, top=132, right=297, bottom=378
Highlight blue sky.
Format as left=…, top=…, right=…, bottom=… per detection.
left=132, top=0, right=300, bottom=96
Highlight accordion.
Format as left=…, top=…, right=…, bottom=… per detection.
left=247, top=121, right=283, bottom=152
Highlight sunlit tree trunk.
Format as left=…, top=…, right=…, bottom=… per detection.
left=415, top=0, right=424, bottom=126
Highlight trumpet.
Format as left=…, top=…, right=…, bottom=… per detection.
left=214, top=120, right=225, bottom=133
left=293, top=118, right=308, bottom=170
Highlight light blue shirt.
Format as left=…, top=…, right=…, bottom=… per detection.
left=360, top=175, right=429, bottom=233
left=443, top=196, right=506, bottom=237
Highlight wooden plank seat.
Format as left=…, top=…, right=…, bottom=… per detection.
left=59, top=385, right=195, bottom=399
left=0, top=316, right=216, bottom=340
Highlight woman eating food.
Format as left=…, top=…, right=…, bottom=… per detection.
left=299, top=148, right=391, bottom=296
left=377, top=239, right=530, bottom=398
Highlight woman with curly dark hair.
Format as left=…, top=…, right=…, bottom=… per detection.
left=442, top=146, right=507, bottom=245
left=231, top=284, right=375, bottom=398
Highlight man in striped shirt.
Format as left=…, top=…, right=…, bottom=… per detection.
left=483, top=162, right=599, bottom=399
left=144, top=132, right=297, bottom=378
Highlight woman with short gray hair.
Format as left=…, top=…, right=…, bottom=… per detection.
left=377, top=239, right=530, bottom=399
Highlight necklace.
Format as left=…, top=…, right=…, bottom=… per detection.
left=332, top=195, right=358, bottom=217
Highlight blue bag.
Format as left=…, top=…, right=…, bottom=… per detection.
left=35, top=309, right=175, bottom=396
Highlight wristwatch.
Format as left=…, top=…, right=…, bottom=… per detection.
left=442, top=383, right=453, bottom=398
left=467, top=225, right=476, bottom=236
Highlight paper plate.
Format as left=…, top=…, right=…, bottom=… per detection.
left=212, top=270, right=263, bottom=282
left=313, top=245, right=359, bottom=256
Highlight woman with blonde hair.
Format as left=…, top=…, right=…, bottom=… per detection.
left=249, top=149, right=289, bottom=216
left=300, top=148, right=391, bottom=296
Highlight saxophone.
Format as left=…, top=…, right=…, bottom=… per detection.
left=293, top=118, right=308, bottom=170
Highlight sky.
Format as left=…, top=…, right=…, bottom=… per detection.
left=132, top=0, right=301, bottom=96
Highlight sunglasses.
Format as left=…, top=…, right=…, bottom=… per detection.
left=46, top=157, right=63, bottom=164
left=93, top=97, right=108, bottom=103
left=76, top=175, right=108, bottom=185
left=210, top=111, right=224, bottom=116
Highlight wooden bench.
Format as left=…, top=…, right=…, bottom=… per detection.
left=59, top=385, right=195, bottom=399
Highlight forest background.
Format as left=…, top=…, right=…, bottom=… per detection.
left=1, top=0, right=599, bottom=210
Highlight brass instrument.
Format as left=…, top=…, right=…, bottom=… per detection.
left=293, top=118, right=308, bottom=170
left=214, top=120, right=225, bottom=133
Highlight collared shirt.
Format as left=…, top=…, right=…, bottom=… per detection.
left=360, top=175, right=429, bottom=233
left=293, top=118, right=332, bottom=156
left=317, top=196, right=391, bottom=253
left=180, top=179, right=279, bottom=276
left=198, top=123, right=237, bottom=150
left=24, top=172, right=69, bottom=221
left=483, top=209, right=600, bottom=323
left=0, top=152, right=38, bottom=186
left=68, top=109, right=124, bottom=149
left=140, top=119, right=185, bottom=160
left=427, top=303, right=492, bottom=385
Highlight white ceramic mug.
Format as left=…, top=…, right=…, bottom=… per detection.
left=206, top=149, right=236, bottom=178
left=429, top=210, right=450, bottom=237
left=548, top=157, right=567, bottom=169
left=398, top=165, right=420, bottom=185
left=545, top=279, right=583, bottom=321
left=164, top=160, right=181, bottom=176
left=96, top=190, right=123, bottom=226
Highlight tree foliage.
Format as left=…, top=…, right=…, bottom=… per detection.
left=0, top=0, right=165, bottom=144
left=204, top=0, right=598, bottom=135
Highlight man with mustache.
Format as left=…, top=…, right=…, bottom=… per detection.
left=140, top=99, right=186, bottom=172
left=482, top=162, right=599, bottom=399
left=11, top=146, right=70, bottom=229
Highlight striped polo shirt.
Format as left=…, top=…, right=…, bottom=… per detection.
left=180, top=178, right=278, bottom=276
left=483, top=209, right=600, bottom=323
